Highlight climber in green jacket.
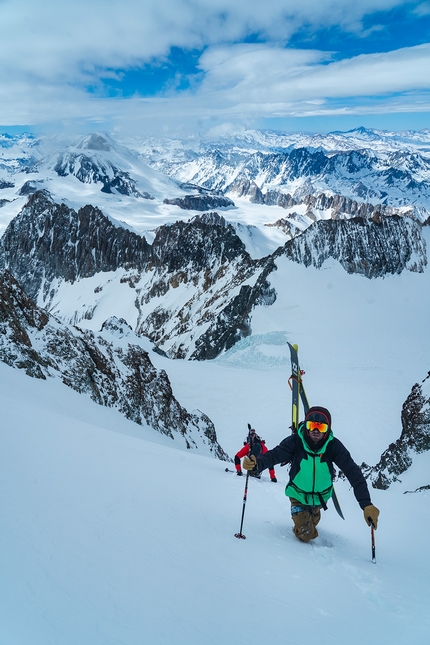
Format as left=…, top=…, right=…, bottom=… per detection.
left=243, top=406, right=380, bottom=542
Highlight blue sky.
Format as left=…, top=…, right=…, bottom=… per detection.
left=1, top=0, right=430, bottom=136
left=105, top=3, right=430, bottom=98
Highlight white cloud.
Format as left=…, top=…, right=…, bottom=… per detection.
left=0, top=0, right=412, bottom=82
left=195, top=43, right=430, bottom=103
left=0, top=0, right=427, bottom=131
left=413, top=1, right=430, bottom=16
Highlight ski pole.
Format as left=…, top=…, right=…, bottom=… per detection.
left=370, top=522, right=376, bottom=564
left=234, top=424, right=261, bottom=540
left=234, top=470, right=250, bottom=539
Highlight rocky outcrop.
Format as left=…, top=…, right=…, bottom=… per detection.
left=229, top=178, right=413, bottom=222
left=302, top=193, right=413, bottom=220
left=53, top=152, right=153, bottom=197
left=0, top=192, right=427, bottom=361
left=19, top=180, right=46, bottom=195
left=227, top=177, right=298, bottom=208
left=0, top=191, right=152, bottom=300
left=0, top=192, right=271, bottom=359
left=279, top=216, right=427, bottom=278
left=136, top=216, right=272, bottom=359
left=163, top=194, right=234, bottom=211
left=0, top=270, right=228, bottom=458
left=364, top=371, right=430, bottom=490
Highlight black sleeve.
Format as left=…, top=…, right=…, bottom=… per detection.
left=330, top=438, right=372, bottom=509
left=256, top=435, right=296, bottom=473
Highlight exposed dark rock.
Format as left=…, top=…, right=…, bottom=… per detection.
left=227, top=177, right=299, bottom=209
left=190, top=266, right=276, bottom=360
left=0, top=192, right=427, bottom=363
left=404, top=485, right=430, bottom=494
left=19, top=180, right=45, bottom=195
left=229, top=178, right=412, bottom=221
left=265, top=217, right=300, bottom=239
left=163, top=194, right=234, bottom=211
left=149, top=216, right=247, bottom=274
left=0, top=270, right=228, bottom=458
left=365, top=371, right=430, bottom=489
left=157, top=143, right=430, bottom=222
left=190, top=212, right=227, bottom=227
left=0, top=179, right=14, bottom=189
left=53, top=152, right=153, bottom=198
left=264, top=191, right=297, bottom=208
left=278, top=216, right=427, bottom=278
left=136, top=217, right=264, bottom=359
left=0, top=191, right=152, bottom=301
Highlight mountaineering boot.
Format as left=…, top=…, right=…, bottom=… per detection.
left=290, top=499, right=321, bottom=542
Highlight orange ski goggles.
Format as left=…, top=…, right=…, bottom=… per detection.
left=306, top=420, right=329, bottom=433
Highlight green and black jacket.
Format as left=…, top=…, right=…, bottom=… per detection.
left=255, top=423, right=372, bottom=509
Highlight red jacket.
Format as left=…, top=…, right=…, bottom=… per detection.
left=235, top=441, right=276, bottom=479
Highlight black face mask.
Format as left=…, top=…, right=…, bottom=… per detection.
left=304, top=430, right=328, bottom=450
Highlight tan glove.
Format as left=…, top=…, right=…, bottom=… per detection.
left=243, top=455, right=257, bottom=471
left=363, top=504, right=380, bottom=529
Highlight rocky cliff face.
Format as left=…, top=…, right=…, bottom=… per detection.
left=0, top=192, right=427, bottom=360
left=0, top=191, right=152, bottom=300
left=135, top=213, right=275, bottom=359
left=278, top=215, right=427, bottom=278
left=163, top=194, right=234, bottom=211
left=0, top=270, right=228, bottom=458
left=364, top=371, right=430, bottom=490
left=0, top=192, right=274, bottom=359
left=227, top=178, right=413, bottom=222
left=52, top=151, right=153, bottom=197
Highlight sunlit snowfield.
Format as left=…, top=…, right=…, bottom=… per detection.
left=0, top=361, right=429, bottom=645
left=1, top=224, right=429, bottom=643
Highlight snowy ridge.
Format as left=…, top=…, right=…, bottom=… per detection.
left=2, top=129, right=430, bottom=247
left=0, top=132, right=235, bottom=239
left=0, top=193, right=426, bottom=362
left=0, top=270, right=228, bottom=458
left=1, top=358, right=430, bottom=644
left=133, top=128, right=430, bottom=224
left=280, top=215, right=427, bottom=277
left=0, top=192, right=274, bottom=359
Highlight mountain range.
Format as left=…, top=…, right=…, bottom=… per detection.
left=0, top=127, right=429, bottom=491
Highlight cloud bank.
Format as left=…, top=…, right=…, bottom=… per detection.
left=0, top=0, right=429, bottom=132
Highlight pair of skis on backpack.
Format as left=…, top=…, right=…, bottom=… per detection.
left=287, top=343, right=344, bottom=520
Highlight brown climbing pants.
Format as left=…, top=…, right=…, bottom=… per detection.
left=290, top=497, right=322, bottom=542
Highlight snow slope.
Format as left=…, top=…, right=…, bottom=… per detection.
left=1, top=129, right=430, bottom=645
left=0, top=360, right=429, bottom=645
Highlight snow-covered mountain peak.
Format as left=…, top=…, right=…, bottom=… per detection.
left=76, top=132, right=114, bottom=152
